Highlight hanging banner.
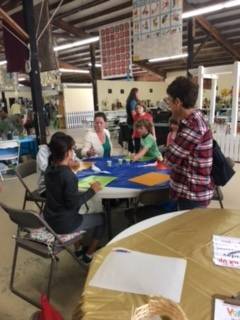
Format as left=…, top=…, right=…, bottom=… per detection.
left=100, top=20, right=132, bottom=79
left=133, top=0, right=183, bottom=61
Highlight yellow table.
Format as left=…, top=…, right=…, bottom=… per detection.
left=73, top=209, right=240, bottom=320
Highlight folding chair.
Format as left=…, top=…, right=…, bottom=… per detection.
left=125, top=188, right=171, bottom=225
left=0, top=202, right=84, bottom=308
left=15, top=159, right=45, bottom=211
left=0, top=140, right=20, bottom=181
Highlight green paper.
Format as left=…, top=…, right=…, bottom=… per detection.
left=78, top=175, right=117, bottom=189
left=124, top=155, right=154, bottom=162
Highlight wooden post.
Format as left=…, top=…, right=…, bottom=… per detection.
left=209, top=78, right=218, bottom=125
left=197, top=66, right=204, bottom=109
left=231, top=61, right=240, bottom=136
left=187, top=18, right=194, bottom=75
left=90, top=44, right=99, bottom=111
left=22, top=0, right=46, bottom=144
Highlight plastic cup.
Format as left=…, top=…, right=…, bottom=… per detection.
left=118, top=158, right=123, bottom=165
left=107, top=160, right=112, bottom=167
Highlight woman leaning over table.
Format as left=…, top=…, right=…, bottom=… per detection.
left=82, top=112, right=112, bottom=158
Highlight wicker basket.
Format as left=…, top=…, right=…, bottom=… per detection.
left=131, top=298, right=188, bottom=320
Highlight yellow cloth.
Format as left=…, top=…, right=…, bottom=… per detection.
left=10, top=103, right=22, bottom=115
left=72, top=209, right=240, bottom=320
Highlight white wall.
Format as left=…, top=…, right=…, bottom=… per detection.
left=97, top=80, right=167, bottom=110
left=63, top=85, right=94, bottom=113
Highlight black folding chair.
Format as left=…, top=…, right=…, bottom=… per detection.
left=0, top=202, right=84, bottom=308
left=15, top=159, right=45, bottom=211
left=125, top=188, right=170, bottom=225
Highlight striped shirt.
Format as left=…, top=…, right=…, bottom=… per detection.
left=165, top=109, right=214, bottom=206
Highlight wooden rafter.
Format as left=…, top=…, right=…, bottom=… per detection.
left=54, top=0, right=111, bottom=20
left=134, top=61, right=166, bottom=80
left=0, top=7, right=29, bottom=41
left=52, top=19, right=92, bottom=38
left=195, top=15, right=240, bottom=60
left=70, top=1, right=132, bottom=25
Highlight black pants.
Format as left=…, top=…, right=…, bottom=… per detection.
left=177, top=198, right=204, bottom=210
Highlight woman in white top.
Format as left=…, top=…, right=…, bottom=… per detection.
left=82, top=112, right=112, bottom=158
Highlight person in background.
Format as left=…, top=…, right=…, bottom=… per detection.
left=166, top=118, right=179, bottom=146
left=131, top=119, right=163, bottom=162
left=165, top=76, right=214, bottom=210
left=126, top=88, right=139, bottom=152
left=44, top=134, right=104, bottom=265
left=133, top=104, right=156, bottom=153
left=82, top=112, right=112, bottom=158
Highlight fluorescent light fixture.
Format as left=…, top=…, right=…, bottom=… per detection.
left=54, top=36, right=99, bottom=52
left=0, top=60, right=7, bottom=66
left=59, top=68, right=89, bottom=74
left=88, top=63, right=102, bottom=67
left=149, top=53, right=188, bottom=63
left=18, top=77, right=27, bottom=81
left=182, top=0, right=240, bottom=19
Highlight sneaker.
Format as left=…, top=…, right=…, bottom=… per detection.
left=80, top=253, right=93, bottom=266
left=75, top=246, right=87, bottom=258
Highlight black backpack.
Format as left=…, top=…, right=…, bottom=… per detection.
left=211, top=140, right=235, bottom=186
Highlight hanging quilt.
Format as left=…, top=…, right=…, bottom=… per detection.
left=133, top=0, right=183, bottom=61
left=100, top=20, right=132, bottom=79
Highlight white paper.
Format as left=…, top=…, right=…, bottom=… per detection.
left=213, top=235, right=240, bottom=269
left=214, top=298, right=240, bottom=320
left=89, top=248, right=187, bottom=303
left=91, top=164, right=110, bottom=174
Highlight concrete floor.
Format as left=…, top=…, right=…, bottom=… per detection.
left=1, top=128, right=240, bottom=319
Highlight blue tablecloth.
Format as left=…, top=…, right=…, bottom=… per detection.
left=18, top=136, right=38, bottom=158
left=77, top=156, right=170, bottom=190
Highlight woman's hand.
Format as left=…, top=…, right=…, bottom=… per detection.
left=87, top=146, right=96, bottom=157
left=90, top=181, right=102, bottom=193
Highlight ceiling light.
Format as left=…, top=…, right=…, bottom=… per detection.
left=54, top=36, right=99, bottom=52
left=18, top=77, right=27, bottom=81
left=149, top=53, right=188, bottom=63
left=59, top=68, right=89, bottom=74
left=88, top=63, right=102, bottom=68
left=182, top=0, right=240, bottom=19
left=0, top=60, right=7, bottom=66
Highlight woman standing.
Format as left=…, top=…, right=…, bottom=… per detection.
left=133, top=104, right=155, bottom=153
left=126, top=88, right=139, bottom=152
left=82, top=112, right=112, bottom=158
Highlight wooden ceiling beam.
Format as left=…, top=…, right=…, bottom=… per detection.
left=70, top=1, right=132, bottom=26
left=195, top=15, right=240, bottom=60
left=55, top=0, right=110, bottom=20
left=0, top=7, right=28, bottom=41
left=49, top=0, right=75, bottom=11
left=134, top=61, right=166, bottom=80
left=52, top=19, right=92, bottom=38
left=183, top=1, right=240, bottom=60
left=83, top=13, right=132, bottom=31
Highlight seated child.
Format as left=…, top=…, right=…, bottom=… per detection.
left=37, top=131, right=80, bottom=197
left=44, top=134, right=104, bottom=265
left=166, top=117, right=179, bottom=146
left=131, top=119, right=163, bottom=162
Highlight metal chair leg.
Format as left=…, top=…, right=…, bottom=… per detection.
left=10, top=243, right=19, bottom=292
left=22, top=192, right=27, bottom=210
left=46, top=258, right=55, bottom=300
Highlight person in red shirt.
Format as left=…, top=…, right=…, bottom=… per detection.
left=132, top=104, right=155, bottom=152
left=165, top=76, right=214, bottom=210
left=166, top=117, right=179, bottom=146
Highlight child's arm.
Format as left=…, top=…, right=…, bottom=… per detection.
left=132, top=147, right=148, bottom=161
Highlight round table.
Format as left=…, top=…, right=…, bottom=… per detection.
left=73, top=208, right=240, bottom=320
left=78, top=157, right=170, bottom=239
